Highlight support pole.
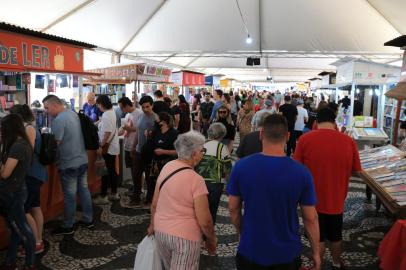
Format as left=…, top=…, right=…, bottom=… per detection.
left=393, top=99, right=402, bottom=146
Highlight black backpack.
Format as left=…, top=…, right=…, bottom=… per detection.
left=39, top=132, right=57, bottom=165
left=77, top=110, right=99, bottom=150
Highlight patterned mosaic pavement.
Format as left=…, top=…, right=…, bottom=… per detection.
left=0, top=136, right=393, bottom=269
left=0, top=179, right=392, bottom=270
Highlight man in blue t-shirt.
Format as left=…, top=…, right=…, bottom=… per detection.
left=227, top=114, right=320, bottom=270
left=43, top=95, right=93, bottom=236
left=210, top=89, right=224, bottom=122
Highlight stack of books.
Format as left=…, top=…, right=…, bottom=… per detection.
left=360, top=145, right=406, bottom=206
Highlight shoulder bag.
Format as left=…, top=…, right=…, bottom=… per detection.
left=159, top=166, right=192, bottom=191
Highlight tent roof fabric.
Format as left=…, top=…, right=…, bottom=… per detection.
left=0, top=22, right=96, bottom=48
left=1, top=0, right=405, bottom=83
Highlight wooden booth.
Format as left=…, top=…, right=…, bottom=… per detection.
left=0, top=22, right=99, bottom=248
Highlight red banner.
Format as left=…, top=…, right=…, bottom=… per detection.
left=0, top=31, right=84, bottom=73
left=182, top=72, right=205, bottom=86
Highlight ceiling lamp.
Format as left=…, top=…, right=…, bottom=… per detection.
left=246, top=34, right=253, bottom=44
left=235, top=0, right=252, bottom=45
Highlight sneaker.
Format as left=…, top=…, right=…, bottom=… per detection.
left=0, top=263, right=17, bottom=270
left=93, top=195, right=110, bottom=205
left=35, top=241, right=45, bottom=254
left=109, top=193, right=120, bottom=201
left=17, top=241, right=45, bottom=257
left=52, top=226, right=74, bottom=236
left=75, top=220, right=95, bottom=229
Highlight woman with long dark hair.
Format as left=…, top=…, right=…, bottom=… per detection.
left=0, top=114, right=36, bottom=270
left=10, top=104, right=47, bottom=255
left=177, top=94, right=191, bottom=134
left=191, top=94, right=201, bottom=131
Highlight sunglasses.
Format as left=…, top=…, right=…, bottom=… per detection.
left=218, top=111, right=228, bottom=114
left=200, top=148, right=207, bottom=154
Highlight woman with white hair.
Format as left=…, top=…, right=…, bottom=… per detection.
left=147, top=131, right=217, bottom=269
left=196, top=123, right=232, bottom=224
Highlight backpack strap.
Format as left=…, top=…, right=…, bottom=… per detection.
left=159, top=166, right=192, bottom=191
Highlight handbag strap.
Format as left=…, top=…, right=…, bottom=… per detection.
left=159, top=166, right=192, bottom=191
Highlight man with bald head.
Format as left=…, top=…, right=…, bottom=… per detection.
left=83, top=92, right=102, bottom=122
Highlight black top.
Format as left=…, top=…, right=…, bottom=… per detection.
left=339, top=97, right=351, bottom=109
left=236, top=131, right=262, bottom=158
left=171, top=105, right=180, bottom=116
left=178, top=103, right=191, bottom=134
left=152, top=128, right=179, bottom=161
left=200, top=101, right=214, bottom=120
left=153, top=101, right=171, bottom=115
left=279, top=103, right=298, bottom=132
left=217, top=118, right=236, bottom=141
left=2, top=139, right=32, bottom=193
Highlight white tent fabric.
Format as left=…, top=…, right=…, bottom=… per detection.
left=1, top=0, right=405, bottom=83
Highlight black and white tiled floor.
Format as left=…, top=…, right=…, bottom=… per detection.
left=0, top=137, right=392, bottom=269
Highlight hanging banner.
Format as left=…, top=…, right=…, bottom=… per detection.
left=182, top=72, right=204, bottom=86
left=0, top=31, right=84, bottom=73
left=220, top=79, right=230, bottom=88
left=205, top=75, right=213, bottom=85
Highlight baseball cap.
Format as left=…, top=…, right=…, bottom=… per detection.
left=265, top=99, right=273, bottom=106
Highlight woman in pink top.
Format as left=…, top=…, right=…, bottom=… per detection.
left=147, top=131, right=217, bottom=269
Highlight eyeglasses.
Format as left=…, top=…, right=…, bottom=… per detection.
left=200, top=148, right=207, bottom=154
left=218, top=111, right=228, bottom=114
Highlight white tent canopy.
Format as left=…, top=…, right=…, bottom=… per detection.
left=1, top=0, right=405, bottom=83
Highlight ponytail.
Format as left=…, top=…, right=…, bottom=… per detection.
left=10, top=104, right=35, bottom=123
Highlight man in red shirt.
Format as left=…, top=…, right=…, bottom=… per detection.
left=294, top=107, right=362, bottom=270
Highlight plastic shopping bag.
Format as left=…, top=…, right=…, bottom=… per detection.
left=134, top=236, right=162, bottom=270
left=95, top=155, right=108, bottom=177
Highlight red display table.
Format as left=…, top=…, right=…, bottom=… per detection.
left=0, top=150, right=101, bottom=249
left=378, top=219, right=406, bottom=270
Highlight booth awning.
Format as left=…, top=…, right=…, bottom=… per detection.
left=385, top=82, right=406, bottom=100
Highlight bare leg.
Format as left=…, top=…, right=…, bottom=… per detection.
left=330, top=241, right=343, bottom=265
left=25, top=214, right=39, bottom=243
left=30, top=207, right=44, bottom=242
left=320, top=242, right=326, bottom=264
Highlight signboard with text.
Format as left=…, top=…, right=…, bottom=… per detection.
left=0, top=31, right=84, bottom=73
left=86, top=64, right=171, bottom=83
left=171, top=71, right=205, bottom=86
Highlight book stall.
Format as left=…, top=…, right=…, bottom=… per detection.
left=359, top=145, right=406, bottom=218
left=0, top=23, right=100, bottom=248
left=333, top=59, right=400, bottom=130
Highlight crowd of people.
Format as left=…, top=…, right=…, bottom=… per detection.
left=0, top=88, right=362, bottom=270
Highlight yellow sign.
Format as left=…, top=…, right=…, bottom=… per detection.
left=54, top=46, right=64, bottom=70
left=220, top=79, right=230, bottom=88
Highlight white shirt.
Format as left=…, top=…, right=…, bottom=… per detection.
left=204, top=140, right=230, bottom=160
left=98, top=109, right=120, bottom=155
left=294, top=106, right=308, bottom=131
left=123, top=108, right=142, bottom=152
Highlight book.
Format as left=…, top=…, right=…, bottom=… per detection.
left=386, top=185, right=406, bottom=193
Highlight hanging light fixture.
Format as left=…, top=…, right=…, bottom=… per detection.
left=235, top=0, right=252, bottom=44
left=246, top=34, right=253, bottom=44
